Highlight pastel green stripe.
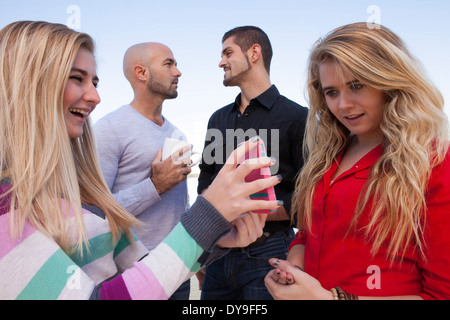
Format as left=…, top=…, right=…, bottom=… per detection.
left=17, top=249, right=73, bottom=300
left=70, top=232, right=114, bottom=267
left=113, top=232, right=139, bottom=258
left=250, top=193, right=269, bottom=198
left=163, top=223, right=202, bottom=272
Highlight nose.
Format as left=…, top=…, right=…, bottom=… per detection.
left=84, top=84, right=101, bottom=108
left=219, top=56, right=226, bottom=68
left=338, top=91, right=354, bottom=112
left=174, top=66, right=182, bottom=78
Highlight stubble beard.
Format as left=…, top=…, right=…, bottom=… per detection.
left=223, top=55, right=251, bottom=87
left=147, top=78, right=178, bottom=99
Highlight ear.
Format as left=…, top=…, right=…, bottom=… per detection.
left=248, top=44, right=262, bottom=64
left=134, top=64, right=148, bottom=81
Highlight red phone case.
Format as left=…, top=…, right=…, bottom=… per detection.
left=238, top=139, right=277, bottom=214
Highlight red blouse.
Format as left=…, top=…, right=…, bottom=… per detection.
left=290, top=145, right=450, bottom=299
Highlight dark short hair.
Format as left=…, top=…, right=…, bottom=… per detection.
left=222, top=26, right=273, bottom=74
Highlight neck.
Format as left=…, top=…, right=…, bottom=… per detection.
left=238, top=70, right=271, bottom=113
left=130, top=91, right=165, bottom=126
left=353, top=131, right=383, bottom=150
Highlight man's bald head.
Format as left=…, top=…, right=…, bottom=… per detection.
left=123, top=42, right=181, bottom=100
left=123, top=42, right=171, bottom=83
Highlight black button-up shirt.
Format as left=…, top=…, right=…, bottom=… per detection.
left=198, top=85, right=308, bottom=230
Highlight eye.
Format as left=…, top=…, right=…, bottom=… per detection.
left=350, top=83, right=364, bottom=90
left=324, top=89, right=337, bottom=97
left=70, top=75, right=83, bottom=83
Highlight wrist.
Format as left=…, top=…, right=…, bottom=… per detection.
left=321, top=288, right=335, bottom=300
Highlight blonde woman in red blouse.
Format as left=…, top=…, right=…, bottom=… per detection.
left=265, top=22, right=450, bottom=300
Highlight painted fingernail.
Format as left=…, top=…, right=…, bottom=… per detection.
left=274, top=259, right=280, bottom=266
left=276, top=174, right=282, bottom=181
left=277, top=200, right=284, bottom=207
left=270, top=157, right=277, bottom=164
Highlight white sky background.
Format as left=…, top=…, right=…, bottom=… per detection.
left=1, top=0, right=450, bottom=179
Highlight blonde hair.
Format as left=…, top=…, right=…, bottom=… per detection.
left=0, top=21, right=140, bottom=255
left=293, top=22, right=448, bottom=262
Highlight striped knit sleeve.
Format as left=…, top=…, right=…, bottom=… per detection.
left=1, top=196, right=231, bottom=300
left=98, top=196, right=231, bottom=300
left=0, top=212, right=96, bottom=299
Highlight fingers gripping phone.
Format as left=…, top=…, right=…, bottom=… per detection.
left=238, top=139, right=277, bottom=214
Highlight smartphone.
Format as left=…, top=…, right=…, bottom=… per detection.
left=238, top=139, right=277, bottom=214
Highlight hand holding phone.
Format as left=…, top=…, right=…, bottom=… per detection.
left=238, top=138, right=277, bottom=214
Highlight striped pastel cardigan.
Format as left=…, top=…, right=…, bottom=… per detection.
left=0, top=186, right=231, bottom=299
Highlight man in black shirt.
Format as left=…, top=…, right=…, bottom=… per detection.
left=197, top=26, right=309, bottom=300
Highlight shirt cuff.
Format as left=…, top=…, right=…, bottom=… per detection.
left=180, top=195, right=231, bottom=253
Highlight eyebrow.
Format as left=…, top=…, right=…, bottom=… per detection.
left=221, top=46, right=232, bottom=56
left=163, top=58, right=177, bottom=65
left=322, top=79, right=360, bottom=92
left=71, top=67, right=99, bottom=82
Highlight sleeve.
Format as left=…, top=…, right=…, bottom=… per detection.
left=1, top=197, right=230, bottom=300
left=97, top=196, right=231, bottom=300
left=197, top=116, right=219, bottom=195
left=94, top=118, right=161, bottom=216
left=289, top=229, right=307, bottom=250
left=0, top=226, right=97, bottom=300
left=279, top=108, right=308, bottom=216
left=418, top=151, right=450, bottom=300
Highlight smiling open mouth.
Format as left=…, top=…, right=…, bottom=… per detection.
left=69, top=108, right=89, bottom=118
left=345, top=114, right=364, bottom=120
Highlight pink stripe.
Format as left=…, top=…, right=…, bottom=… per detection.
left=121, top=261, right=168, bottom=300
left=0, top=213, right=39, bottom=259
left=100, top=275, right=132, bottom=300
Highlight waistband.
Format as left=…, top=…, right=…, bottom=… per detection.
left=231, top=224, right=293, bottom=250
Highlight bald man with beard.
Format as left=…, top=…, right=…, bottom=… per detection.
left=94, top=42, right=192, bottom=299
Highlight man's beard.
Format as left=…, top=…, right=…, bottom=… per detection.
left=223, top=55, right=251, bottom=87
left=147, top=78, right=178, bottom=99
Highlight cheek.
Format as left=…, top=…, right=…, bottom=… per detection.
left=324, top=98, right=340, bottom=118
left=367, top=96, right=386, bottom=122
left=62, top=83, right=75, bottom=111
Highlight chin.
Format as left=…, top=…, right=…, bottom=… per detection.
left=223, top=79, right=236, bottom=87
left=68, top=128, right=84, bottom=139
left=166, top=92, right=178, bottom=99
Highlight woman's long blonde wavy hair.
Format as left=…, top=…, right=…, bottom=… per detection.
left=292, top=22, right=448, bottom=262
left=0, top=21, right=140, bottom=255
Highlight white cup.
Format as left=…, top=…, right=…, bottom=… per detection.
left=162, top=137, right=201, bottom=167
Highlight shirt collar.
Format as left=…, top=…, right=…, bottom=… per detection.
left=232, top=84, right=280, bottom=112
left=327, top=142, right=384, bottom=185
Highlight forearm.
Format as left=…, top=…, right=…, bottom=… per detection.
left=286, top=243, right=305, bottom=269
left=111, top=178, right=161, bottom=216
left=99, top=196, right=232, bottom=300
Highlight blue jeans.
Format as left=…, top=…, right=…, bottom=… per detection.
left=200, top=228, right=295, bottom=300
